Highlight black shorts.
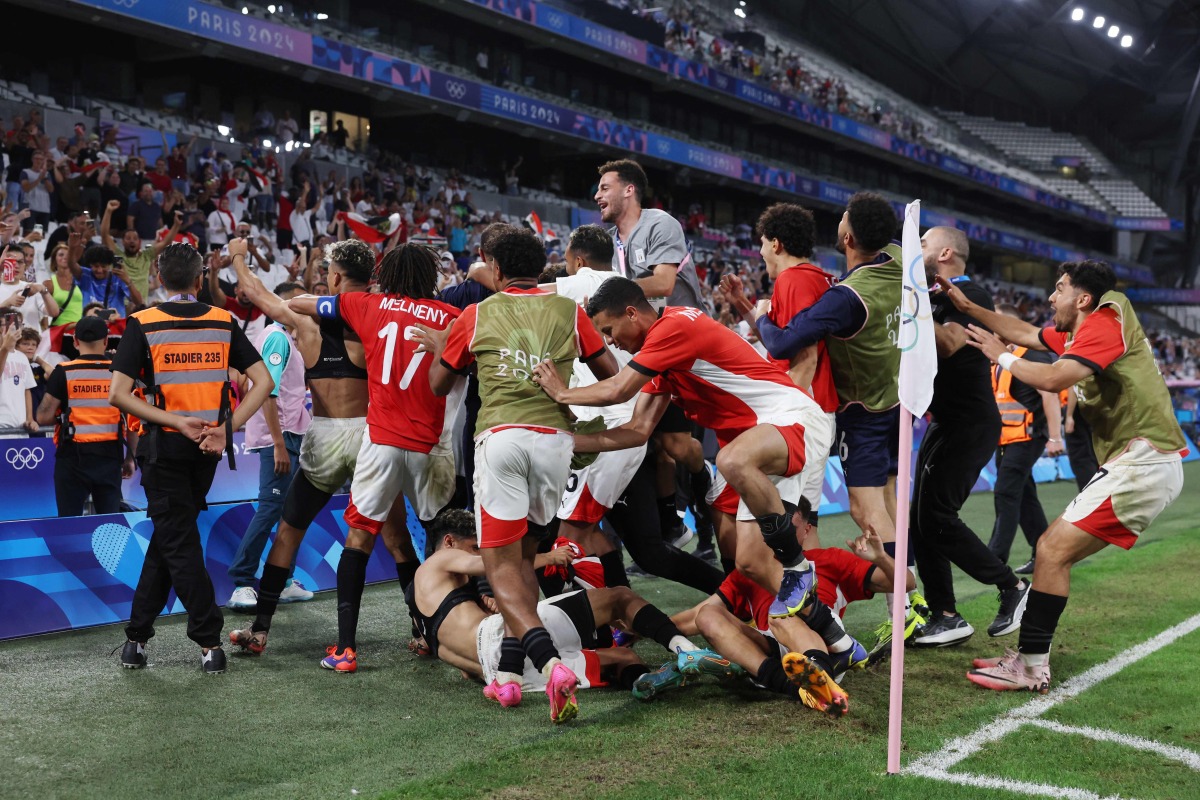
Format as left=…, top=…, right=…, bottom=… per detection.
left=654, top=402, right=693, bottom=434
left=545, top=589, right=597, bottom=649
left=835, top=404, right=900, bottom=488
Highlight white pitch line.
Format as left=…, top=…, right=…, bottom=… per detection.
left=1027, top=720, right=1200, bottom=772
left=911, top=768, right=1127, bottom=800
left=905, top=611, right=1200, bottom=782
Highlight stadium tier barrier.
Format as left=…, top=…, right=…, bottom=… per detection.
left=4, top=420, right=1194, bottom=640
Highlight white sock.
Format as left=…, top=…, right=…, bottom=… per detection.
left=539, top=657, right=563, bottom=680
left=497, top=670, right=523, bottom=686
left=1020, top=651, right=1050, bottom=668
left=670, top=635, right=698, bottom=654
left=828, top=634, right=854, bottom=654
left=884, top=592, right=895, bottom=615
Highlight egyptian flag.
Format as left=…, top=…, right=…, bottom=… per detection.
left=524, top=211, right=558, bottom=242
left=542, top=537, right=606, bottom=590
left=340, top=211, right=403, bottom=244
left=156, top=225, right=199, bottom=249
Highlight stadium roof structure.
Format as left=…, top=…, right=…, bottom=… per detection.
left=762, top=0, right=1200, bottom=280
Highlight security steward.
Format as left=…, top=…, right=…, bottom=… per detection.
left=35, top=316, right=137, bottom=516
left=108, top=243, right=274, bottom=675
left=986, top=305, right=1064, bottom=574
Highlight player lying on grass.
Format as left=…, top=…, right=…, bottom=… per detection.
left=409, top=510, right=737, bottom=716
left=663, top=498, right=914, bottom=716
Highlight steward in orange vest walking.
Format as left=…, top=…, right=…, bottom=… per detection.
left=108, top=243, right=274, bottom=674
left=985, top=305, right=1065, bottom=576
left=35, top=316, right=137, bottom=516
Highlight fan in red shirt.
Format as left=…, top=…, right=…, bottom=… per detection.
left=531, top=277, right=835, bottom=628
left=289, top=243, right=461, bottom=671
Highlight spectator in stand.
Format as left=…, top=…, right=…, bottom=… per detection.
left=166, top=135, right=196, bottom=196
left=20, top=151, right=55, bottom=233
left=288, top=183, right=314, bottom=248
left=207, top=194, right=238, bottom=247
left=0, top=320, right=37, bottom=437
left=118, top=156, right=144, bottom=199
left=44, top=241, right=83, bottom=333
left=126, top=183, right=164, bottom=246
left=146, top=157, right=173, bottom=201
left=102, top=199, right=181, bottom=302
left=1, top=244, right=59, bottom=333
left=73, top=245, right=140, bottom=319
left=329, top=119, right=349, bottom=150
left=99, top=167, right=127, bottom=226
left=504, top=156, right=523, bottom=196
left=275, top=110, right=299, bottom=145
left=16, top=327, right=51, bottom=410
left=6, top=126, right=36, bottom=211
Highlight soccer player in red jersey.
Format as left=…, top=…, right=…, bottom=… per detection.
left=721, top=203, right=838, bottom=544
left=532, top=277, right=835, bottom=622
left=289, top=243, right=461, bottom=672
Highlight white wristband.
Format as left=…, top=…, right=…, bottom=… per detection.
left=997, top=352, right=1018, bottom=372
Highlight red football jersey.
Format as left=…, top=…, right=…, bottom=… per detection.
left=809, top=547, right=875, bottom=618
left=631, top=307, right=821, bottom=442
left=331, top=291, right=461, bottom=453
left=768, top=264, right=839, bottom=413
left=717, top=569, right=773, bottom=633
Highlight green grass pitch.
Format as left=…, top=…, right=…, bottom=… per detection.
left=2, top=463, right=1198, bottom=799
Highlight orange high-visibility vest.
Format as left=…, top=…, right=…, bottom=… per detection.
left=54, top=358, right=121, bottom=446
left=133, top=305, right=235, bottom=433
left=993, top=346, right=1034, bottom=446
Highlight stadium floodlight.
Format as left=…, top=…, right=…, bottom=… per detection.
left=1120, top=34, right=1133, bottom=47
left=267, top=4, right=276, bottom=13
left=285, top=141, right=294, bottom=152
left=262, top=139, right=272, bottom=148
left=739, top=1, right=746, bottom=5
left=316, top=12, right=329, bottom=20
left=241, top=6, right=248, bottom=13
left=217, top=125, right=230, bottom=136
left=734, top=7, right=746, bottom=18
left=1092, top=15, right=1104, bottom=28
left=229, top=137, right=235, bottom=143
left=1070, top=7, right=1084, bottom=22
left=1107, top=25, right=1119, bottom=37
left=302, top=142, right=311, bottom=148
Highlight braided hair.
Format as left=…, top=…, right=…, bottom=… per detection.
left=376, top=242, right=439, bottom=299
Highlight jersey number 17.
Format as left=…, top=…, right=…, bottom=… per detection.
left=377, top=321, right=426, bottom=389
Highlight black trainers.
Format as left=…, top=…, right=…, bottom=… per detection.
left=120, top=640, right=146, bottom=669
left=1014, top=558, right=1035, bottom=575
left=988, top=579, right=1031, bottom=637
left=201, top=646, right=227, bottom=674
left=912, top=613, right=975, bottom=648
left=693, top=544, right=717, bottom=566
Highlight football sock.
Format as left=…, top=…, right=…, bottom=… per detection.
left=757, top=657, right=795, bottom=695
left=1018, top=590, right=1067, bottom=658
left=521, top=627, right=560, bottom=673
left=498, top=637, right=525, bottom=682
left=395, top=560, right=418, bottom=592
left=883, top=541, right=915, bottom=567
left=619, top=664, right=650, bottom=690
left=335, top=547, right=370, bottom=651
left=252, top=563, right=289, bottom=633
left=599, top=550, right=629, bottom=587
left=657, top=494, right=679, bottom=533
left=757, top=507, right=804, bottom=568
left=804, top=649, right=836, bottom=677
left=631, top=604, right=690, bottom=652
left=802, top=600, right=853, bottom=653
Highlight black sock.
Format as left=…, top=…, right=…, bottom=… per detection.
left=630, top=604, right=685, bottom=651
left=396, top=560, right=418, bottom=592
left=805, top=648, right=835, bottom=677
left=595, top=625, right=614, bottom=648
left=883, top=541, right=915, bottom=568
left=521, top=627, right=560, bottom=672
left=498, top=637, right=525, bottom=676
left=998, top=572, right=1020, bottom=591
left=757, top=656, right=794, bottom=695
left=757, top=510, right=803, bottom=567
left=336, top=548, right=370, bottom=651
left=721, top=557, right=736, bottom=575
left=599, top=550, right=629, bottom=587
left=619, top=663, right=650, bottom=690
left=1018, top=590, right=1068, bottom=656
left=657, top=494, right=678, bottom=532
left=802, top=600, right=848, bottom=650
left=252, top=563, right=289, bottom=633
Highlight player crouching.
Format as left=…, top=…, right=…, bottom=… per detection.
left=410, top=510, right=726, bottom=720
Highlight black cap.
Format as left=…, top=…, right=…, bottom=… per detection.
left=74, top=316, right=110, bottom=343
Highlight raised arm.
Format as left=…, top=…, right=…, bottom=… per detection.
left=207, top=251, right=228, bottom=307
left=150, top=210, right=184, bottom=257
left=965, top=325, right=1094, bottom=393
left=100, top=200, right=120, bottom=252
left=934, top=276, right=1045, bottom=351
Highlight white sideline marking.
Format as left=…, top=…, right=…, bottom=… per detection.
left=904, top=612, right=1200, bottom=797
left=1027, top=720, right=1200, bottom=772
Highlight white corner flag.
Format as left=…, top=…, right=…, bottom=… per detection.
left=887, top=199, right=937, bottom=775
left=898, top=200, right=936, bottom=416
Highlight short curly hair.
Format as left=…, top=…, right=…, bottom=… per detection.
left=566, top=224, right=614, bottom=265
left=327, top=239, right=375, bottom=284
left=429, top=509, right=477, bottom=547
left=489, top=227, right=547, bottom=280
left=755, top=203, right=815, bottom=258
left=846, top=192, right=897, bottom=253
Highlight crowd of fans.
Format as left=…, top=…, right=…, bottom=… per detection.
left=614, top=1, right=933, bottom=143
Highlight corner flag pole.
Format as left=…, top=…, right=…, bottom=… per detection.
left=886, top=405, right=914, bottom=774
left=888, top=199, right=936, bottom=775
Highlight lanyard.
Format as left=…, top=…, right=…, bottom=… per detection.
left=612, top=230, right=627, bottom=279
left=950, top=275, right=971, bottom=285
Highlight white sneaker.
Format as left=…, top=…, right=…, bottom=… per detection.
left=279, top=579, right=314, bottom=603
left=227, top=586, right=258, bottom=610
